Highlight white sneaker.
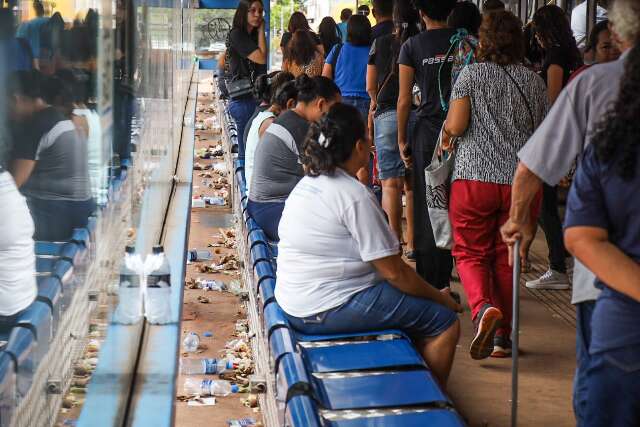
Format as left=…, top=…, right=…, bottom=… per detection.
left=525, top=269, right=570, bottom=290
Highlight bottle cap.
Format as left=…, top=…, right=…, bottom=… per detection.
left=230, top=384, right=239, bottom=393
left=125, top=245, right=135, bottom=254
left=152, top=245, right=164, bottom=254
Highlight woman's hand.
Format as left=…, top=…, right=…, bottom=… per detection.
left=439, top=288, right=463, bottom=313
left=399, top=139, right=412, bottom=169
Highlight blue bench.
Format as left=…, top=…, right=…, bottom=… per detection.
left=36, top=257, right=75, bottom=310
left=0, top=327, right=35, bottom=400
left=14, top=302, right=52, bottom=366
left=36, top=277, right=62, bottom=337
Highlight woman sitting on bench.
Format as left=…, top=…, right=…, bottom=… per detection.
left=274, top=103, right=461, bottom=386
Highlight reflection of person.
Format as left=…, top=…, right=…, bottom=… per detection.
left=227, top=0, right=267, bottom=160
left=564, top=44, right=640, bottom=426
left=443, top=11, right=548, bottom=360
left=500, top=0, right=640, bottom=422
left=0, top=9, right=34, bottom=72
left=16, top=0, right=49, bottom=69
left=8, top=70, right=94, bottom=241
left=276, top=103, right=461, bottom=387
left=0, top=171, right=36, bottom=327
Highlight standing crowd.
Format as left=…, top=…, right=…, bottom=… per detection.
left=223, top=0, right=640, bottom=423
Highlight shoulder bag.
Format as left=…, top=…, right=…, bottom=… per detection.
left=225, top=32, right=257, bottom=100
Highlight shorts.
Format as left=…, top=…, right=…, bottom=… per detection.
left=284, top=280, right=457, bottom=340
left=374, top=110, right=405, bottom=180
left=342, top=96, right=370, bottom=123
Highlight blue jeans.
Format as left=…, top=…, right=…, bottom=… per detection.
left=27, top=197, right=96, bottom=241
left=342, top=96, right=370, bottom=124
left=246, top=199, right=285, bottom=241
left=574, top=300, right=595, bottom=426
left=374, top=110, right=405, bottom=180
left=228, top=98, right=258, bottom=160
left=284, top=281, right=457, bottom=340
left=584, top=344, right=640, bottom=426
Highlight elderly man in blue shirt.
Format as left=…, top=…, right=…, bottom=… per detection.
left=500, top=0, right=640, bottom=424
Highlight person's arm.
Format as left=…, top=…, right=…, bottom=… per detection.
left=372, top=255, right=462, bottom=312
left=321, top=63, right=333, bottom=79
left=366, top=64, right=378, bottom=111
left=565, top=227, right=640, bottom=302
left=258, top=117, right=274, bottom=138
left=246, top=21, right=267, bottom=65
left=397, top=64, right=414, bottom=168
left=10, top=159, right=36, bottom=188
left=441, top=97, right=470, bottom=151
left=546, top=64, right=564, bottom=105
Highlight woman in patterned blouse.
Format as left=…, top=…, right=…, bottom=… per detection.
left=440, top=10, right=548, bottom=360
left=283, top=30, right=324, bottom=78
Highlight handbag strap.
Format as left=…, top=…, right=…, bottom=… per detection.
left=499, top=65, right=534, bottom=133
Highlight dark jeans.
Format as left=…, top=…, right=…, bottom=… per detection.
left=539, top=184, right=566, bottom=273
left=247, top=199, right=285, bottom=241
left=574, top=300, right=595, bottom=426
left=27, top=197, right=96, bottom=241
left=228, top=97, right=258, bottom=160
left=0, top=308, right=27, bottom=333
left=411, top=118, right=453, bottom=289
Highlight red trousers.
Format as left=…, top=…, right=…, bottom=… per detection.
left=449, top=180, right=538, bottom=336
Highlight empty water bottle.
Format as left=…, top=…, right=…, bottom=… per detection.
left=145, top=245, right=172, bottom=324
left=180, top=357, right=235, bottom=375
left=114, top=246, right=144, bottom=324
left=197, top=279, right=225, bottom=291
left=203, top=196, right=225, bottom=206
left=183, top=378, right=239, bottom=396
left=183, top=332, right=200, bottom=353
left=187, top=249, right=213, bottom=262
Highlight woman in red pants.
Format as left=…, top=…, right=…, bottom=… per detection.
left=441, top=11, right=547, bottom=360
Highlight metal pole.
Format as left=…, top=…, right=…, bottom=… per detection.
left=586, top=0, right=597, bottom=42
left=511, top=240, right=521, bottom=427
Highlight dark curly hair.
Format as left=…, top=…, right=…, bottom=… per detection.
left=286, top=30, right=317, bottom=65
left=532, top=5, right=583, bottom=71
left=414, top=0, right=456, bottom=22
left=477, top=10, right=524, bottom=66
left=253, top=70, right=283, bottom=104
left=593, top=45, right=640, bottom=181
left=272, top=80, right=298, bottom=109
left=301, top=103, right=366, bottom=177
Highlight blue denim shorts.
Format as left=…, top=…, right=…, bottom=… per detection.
left=374, top=110, right=405, bottom=180
left=284, top=281, right=457, bottom=340
left=342, top=96, right=370, bottom=123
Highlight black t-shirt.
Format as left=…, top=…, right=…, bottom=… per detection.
left=371, top=20, right=394, bottom=41
left=541, top=45, right=579, bottom=88
left=280, top=31, right=321, bottom=50
left=398, top=28, right=456, bottom=122
left=368, top=34, right=400, bottom=116
left=11, top=106, right=65, bottom=160
left=228, top=28, right=267, bottom=81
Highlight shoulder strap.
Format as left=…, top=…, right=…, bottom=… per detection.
left=329, top=43, right=343, bottom=68
left=437, top=30, right=465, bottom=113
left=375, top=38, right=399, bottom=100
left=499, top=66, right=534, bottom=133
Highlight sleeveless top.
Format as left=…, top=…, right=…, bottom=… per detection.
left=245, top=110, right=276, bottom=192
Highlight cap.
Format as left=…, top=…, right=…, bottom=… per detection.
left=125, top=245, right=135, bottom=254
left=230, top=384, right=240, bottom=393
left=152, top=245, right=164, bottom=254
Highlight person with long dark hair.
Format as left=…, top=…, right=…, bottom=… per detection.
left=275, top=103, right=461, bottom=387
left=318, top=16, right=341, bottom=59
left=366, top=0, right=420, bottom=259
left=564, top=44, right=640, bottom=426
left=397, top=0, right=457, bottom=290
left=280, top=11, right=322, bottom=55
left=247, top=75, right=341, bottom=240
left=570, top=20, right=620, bottom=81
left=226, top=0, right=267, bottom=160
left=337, top=8, right=352, bottom=42
left=525, top=5, right=583, bottom=291
left=283, top=30, right=324, bottom=77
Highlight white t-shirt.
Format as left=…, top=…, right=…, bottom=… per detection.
left=275, top=168, right=400, bottom=318
left=571, top=2, right=607, bottom=49
left=0, top=172, right=37, bottom=316
left=245, top=110, right=275, bottom=193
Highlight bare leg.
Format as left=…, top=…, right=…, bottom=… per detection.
left=416, top=319, right=460, bottom=388
left=381, top=177, right=403, bottom=242
left=404, top=177, right=415, bottom=252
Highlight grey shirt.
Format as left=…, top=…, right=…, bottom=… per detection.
left=249, top=110, right=309, bottom=203
left=518, top=50, right=629, bottom=304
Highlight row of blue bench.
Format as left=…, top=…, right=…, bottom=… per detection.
left=224, top=108, right=466, bottom=426
left=0, top=159, right=132, bottom=427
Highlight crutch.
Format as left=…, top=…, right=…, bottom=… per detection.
left=511, top=239, right=522, bottom=427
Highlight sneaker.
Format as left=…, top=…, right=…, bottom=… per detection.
left=469, top=305, right=503, bottom=360
left=405, top=250, right=416, bottom=261
left=491, top=335, right=512, bottom=358
left=525, top=269, right=570, bottom=290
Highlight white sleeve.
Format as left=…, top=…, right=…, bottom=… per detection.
left=341, top=191, right=400, bottom=262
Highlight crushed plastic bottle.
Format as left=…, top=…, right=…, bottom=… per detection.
left=183, top=332, right=200, bottom=353
left=183, top=378, right=239, bottom=397
left=203, top=196, right=225, bottom=206
left=197, top=279, right=225, bottom=291
left=187, top=249, right=213, bottom=262
left=180, top=358, right=235, bottom=375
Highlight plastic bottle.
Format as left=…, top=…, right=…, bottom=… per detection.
left=180, top=357, right=235, bottom=375
left=187, top=249, right=213, bottom=262
left=183, top=378, right=239, bottom=396
left=145, top=245, right=172, bottom=324
left=183, top=332, right=200, bottom=353
left=114, top=246, right=144, bottom=324
left=197, top=279, right=225, bottom=291
left=203, top=196, right=225, bottom=206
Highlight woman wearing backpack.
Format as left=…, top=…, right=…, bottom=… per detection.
left=226, top=0, right=267, bottom=160
left=441, top=11, right=548, bottom=360
left=366, top=0, right=420, bottom=259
